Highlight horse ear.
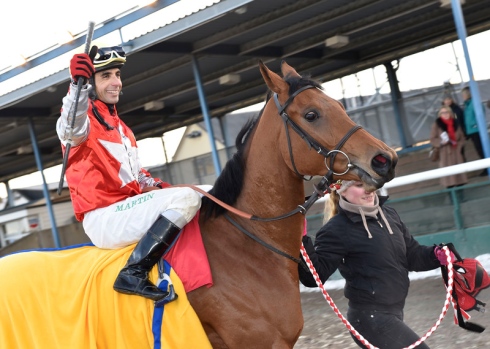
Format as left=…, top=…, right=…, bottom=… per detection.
left=258, top=60, right=288, bottom=94
left=280, top=60, right=301, bottom=79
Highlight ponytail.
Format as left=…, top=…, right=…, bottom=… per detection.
left=323, top=191, right=340, bottom=224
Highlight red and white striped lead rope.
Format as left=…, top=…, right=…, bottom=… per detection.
left=300, top=245, right=455, bottom=349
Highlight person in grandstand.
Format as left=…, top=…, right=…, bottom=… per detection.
left=430, top=105, right=467, bottom=189
left=298, top=180, right=452, bottom=349
left=442, top=95, right=466, bottom=161
left=461, top=86, right=487, bottom=176
left=56, top=46, right=201, bottom=302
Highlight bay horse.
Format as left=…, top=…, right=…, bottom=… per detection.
left=0, top=61, right=397, bottom=349
left=188, top=61, right=397, bottom=348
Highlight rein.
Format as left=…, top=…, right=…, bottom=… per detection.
left=224, top=213, right=302, bottom=264
left=301, top=245, right=456, bottom=349
left=175, top=182, right=328, bottom=264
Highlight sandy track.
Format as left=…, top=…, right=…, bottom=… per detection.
left=296, top=277, right=490, bottom=349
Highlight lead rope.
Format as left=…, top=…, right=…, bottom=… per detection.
left=300, top=245, right=455, bottom=349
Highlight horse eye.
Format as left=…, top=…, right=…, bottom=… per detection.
left=304, top=111, right=318, bottom=122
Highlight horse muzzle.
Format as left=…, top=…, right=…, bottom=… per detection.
left=351, top=153, right=397, bottom=190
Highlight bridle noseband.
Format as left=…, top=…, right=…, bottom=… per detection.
left=273, top=85, right=362, bottom=182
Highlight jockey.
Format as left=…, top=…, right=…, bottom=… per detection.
left=56, top=46, right=201, bottom=302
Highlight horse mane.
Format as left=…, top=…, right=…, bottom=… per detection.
left=201, top=74, right=323, bottom=218
left=201, top=113, right=259, bottom=219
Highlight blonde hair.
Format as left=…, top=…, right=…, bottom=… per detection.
left=323, top=191, right=340, bottom=224
left=322, top=180, right=357, bottom=223
left=438, top=105, right=455, bottom=118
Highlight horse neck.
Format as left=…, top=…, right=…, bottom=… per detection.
left=236, top=110, right=306, bottom=253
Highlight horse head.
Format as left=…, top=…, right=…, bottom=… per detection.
left=259, top=60, right=397, bottom=191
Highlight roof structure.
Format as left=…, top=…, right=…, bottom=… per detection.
left=0, top=0, right=489, bottom=183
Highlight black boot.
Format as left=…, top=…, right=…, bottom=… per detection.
left=114, top=215, right=181, bottom=301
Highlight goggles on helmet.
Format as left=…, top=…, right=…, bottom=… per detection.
left=93, top=46, right=126, bottom=72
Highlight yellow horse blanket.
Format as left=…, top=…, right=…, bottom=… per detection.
left=0, top=244, right=212, bottom=349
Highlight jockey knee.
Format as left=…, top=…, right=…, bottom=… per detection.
left=161, top=188, right=201, bottom=228
left=181, top=187, right=202, bottom=214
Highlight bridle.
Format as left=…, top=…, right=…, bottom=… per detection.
left=221, top=85, right=363, bottom=263
left=272, top=85, right=362, bottom=182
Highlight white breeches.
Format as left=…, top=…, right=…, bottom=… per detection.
left=83, top=186, right=206, bottom=249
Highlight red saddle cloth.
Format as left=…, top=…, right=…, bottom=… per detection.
left=164, top=211, right=213, bottom=293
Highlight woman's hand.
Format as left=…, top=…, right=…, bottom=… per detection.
left=434, top=246, right=455, bottom=265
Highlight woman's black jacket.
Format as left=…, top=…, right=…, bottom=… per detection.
left=299, top=197, right=440, bottom=310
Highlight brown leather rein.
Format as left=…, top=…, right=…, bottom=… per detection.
left=174, top=178, right=328, bottom=223
left=173, top=184, right=253, bottom=220
left=173, top=183, right=306, bottom=264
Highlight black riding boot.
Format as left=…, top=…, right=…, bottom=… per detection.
left=113, top=215, right=181, bottom=301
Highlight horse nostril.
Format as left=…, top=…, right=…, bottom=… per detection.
left=371, top=154, right=392, bottom=177
left=373, top=154, right=388, bottom=165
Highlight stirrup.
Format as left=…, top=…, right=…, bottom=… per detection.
left=155, top=284, right=178, bottom=307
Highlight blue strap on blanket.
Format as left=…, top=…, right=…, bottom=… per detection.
left=152, top=260, right=172, bottom=349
